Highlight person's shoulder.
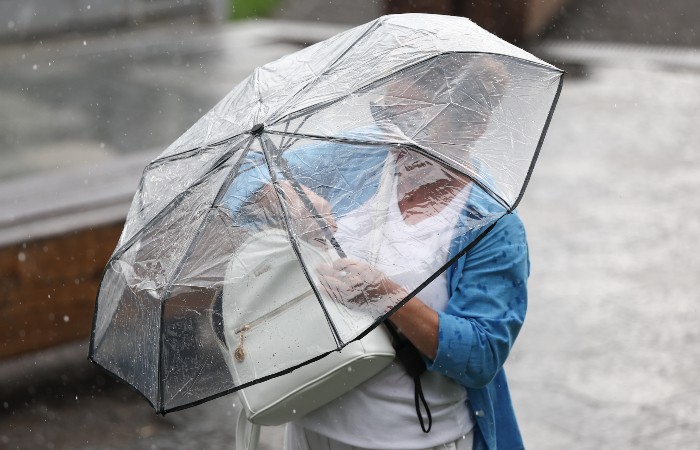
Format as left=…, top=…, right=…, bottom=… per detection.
left=484, top=211, right=527, bottom=247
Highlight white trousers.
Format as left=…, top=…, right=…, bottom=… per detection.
left=283, top=423, right=474, bottom=450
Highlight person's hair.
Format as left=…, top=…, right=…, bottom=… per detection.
left=370, top=53, right=510, bottom=132
left=393, top=53, right=508, bottom=106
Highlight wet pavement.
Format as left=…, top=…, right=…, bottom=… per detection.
left=2, top=16, right=700, bottom=450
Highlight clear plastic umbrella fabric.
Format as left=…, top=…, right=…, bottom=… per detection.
left=89, top=14, right=564, bottom=413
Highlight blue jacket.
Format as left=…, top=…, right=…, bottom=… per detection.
left=222, top=142, right=528, bottom=449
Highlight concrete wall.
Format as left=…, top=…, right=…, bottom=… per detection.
left=0, top=154, right=148, bottom=358
left=0, top=0, right=229, bottom=40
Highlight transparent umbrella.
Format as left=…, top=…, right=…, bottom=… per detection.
left=88, top=13, right=563, bottom=414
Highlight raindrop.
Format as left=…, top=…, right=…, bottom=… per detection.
left=2, top=402, right=8, bottom=408
left=32, top=64, right=38, bottom=70
left=8, top=21, right=15, bottom=29
left=83, top=40, right=87, bottom=46
left=292, top=409, right=296, bottom=414
left=100, top=142, right=105, bottom=149
left=21, top=54, right=26, bottom=59
left=347, top=366, right=352, bottom=372
left=63, top=315, right=70, bottom=323
left=87, top=4, right=91, bottom=9
left=17, top=252, right=26, bottom=262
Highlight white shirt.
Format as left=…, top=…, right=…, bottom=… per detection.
left=300, top=167, right=474, bottom=449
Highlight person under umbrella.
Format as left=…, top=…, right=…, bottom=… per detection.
left=226, top=55, right=530, bottom=450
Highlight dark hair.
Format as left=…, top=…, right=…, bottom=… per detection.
left=370, top=53, right=510, bottom=131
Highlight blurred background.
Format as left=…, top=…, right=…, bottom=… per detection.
left=1, top=1, right=699, bottom=449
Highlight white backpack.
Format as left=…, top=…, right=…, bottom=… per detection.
left=221, top=228, right=395, bottom=450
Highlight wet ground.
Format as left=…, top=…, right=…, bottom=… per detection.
left=2, top=15, right=700, bottom=450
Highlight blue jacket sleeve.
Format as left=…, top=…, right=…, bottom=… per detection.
left=426, top=212, right=529, bottom=388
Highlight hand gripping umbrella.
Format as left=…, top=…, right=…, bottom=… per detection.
left=89, top=13, right=563, bottom=414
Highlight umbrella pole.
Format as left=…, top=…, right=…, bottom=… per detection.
left=259, top=134, right=347, bottom=259
left=257, top=133, right=345, bottom=348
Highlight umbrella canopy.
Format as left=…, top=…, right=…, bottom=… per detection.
left=89, top=13, right=563, bottom=414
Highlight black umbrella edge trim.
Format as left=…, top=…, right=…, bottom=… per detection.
left=258, top=134, right=344, bottom=349
left=86, top=355, right=159, bottom=412
left=182, top=52, right=562, bottom=168
left=361, top=212, right=505, bottom=341
left=510, top=72, right=565, bottom=211
left=139, top=211, right=506, bottom=415
left=156, top=136, right=256, bottom=412
left=162, top=348, right=339, bottom=415
left=88, top=137, right=253, bottom=413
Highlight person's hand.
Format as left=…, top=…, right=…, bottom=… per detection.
left=256, top=181, right=337, bottom=245
left=316, top=258, right=407, bottom=315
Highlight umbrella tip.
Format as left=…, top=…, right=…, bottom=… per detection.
left=250, top=123, right=264, bottom=135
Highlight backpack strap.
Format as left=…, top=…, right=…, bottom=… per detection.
left=384, top=321, right=432, bottom=433
left=235, top=406, right=261, bottom=450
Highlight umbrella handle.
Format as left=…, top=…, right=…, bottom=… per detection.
left=235, top=406, right=261, bottom=450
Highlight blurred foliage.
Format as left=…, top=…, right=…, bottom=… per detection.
left=230, top=0, right=280, bottom=20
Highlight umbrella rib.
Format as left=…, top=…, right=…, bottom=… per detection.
left=277, top=114, right=312, bottom=153
left=111, top=136, right=252, bottom=263
left=278, top=120, right=292, bottom=149
left=154, top=135, right=256, bottom=300
left=267, top=51, right=562, bottom=135
left=407, top=102, right=451, bottom=141
left=265, top=19, right=381, bottom=125
left=266, top=53, right=444, bottom=127
left=148, top=130, right=250, bottom=168
left=265, top=129, right=511, bottom=210
left=155, top=135, right=256, bottom=411
left=272, top=138, right=347, bottom=258
left=258, top=134, right=345, bottom=349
